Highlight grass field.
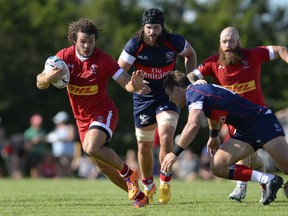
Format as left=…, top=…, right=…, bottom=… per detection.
left=0, top=176, right=287, bottom=216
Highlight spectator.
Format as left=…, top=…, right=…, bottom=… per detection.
left=46, top=111, right=76, bottom=177
left=23, top=114, right=48, bottom=178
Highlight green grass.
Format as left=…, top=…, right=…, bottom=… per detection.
left=0, top=177, right=287, bottom=216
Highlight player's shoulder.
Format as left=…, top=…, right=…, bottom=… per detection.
left=163, top=33, right=185, bottom=43
left=203, top=53, right=220, bottom=63
left=244, top=46, right=268, bottom=53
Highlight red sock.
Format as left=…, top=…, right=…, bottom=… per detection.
left=118, top=163, right=132, bottom=178
left=229, top=164, right=252, bottom=181
left=135, top=191, right=145, bottom=200
left=160, top=171, right=172, bottom=182
left=142, top=176, right=153, bottom=185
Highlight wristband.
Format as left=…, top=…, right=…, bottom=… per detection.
left=209, top=129, right=219, bottom=137
left=172, top=144, right=184, bottom=156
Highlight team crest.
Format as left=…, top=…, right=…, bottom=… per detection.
left=166, top=52, right=174, bottom=62
left=139, top=114, right=150, bottom=125
left=97, top=115, right=104, bottom=122
left=90, top=64, right=98, bottom=74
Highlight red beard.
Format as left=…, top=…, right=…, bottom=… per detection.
left=218, top=46, right=243, bottom=66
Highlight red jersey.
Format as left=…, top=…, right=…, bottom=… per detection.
left=56, top=46, right=123, bottom=141
left=193, top=46, right=273, bottom=106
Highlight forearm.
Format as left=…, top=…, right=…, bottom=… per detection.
left=207, top=118, right=221, bottom=137
left=36, top=72, right=50, bottom=89
left=279, top=46, right=288, bottom=63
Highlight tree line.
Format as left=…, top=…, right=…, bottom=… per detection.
left=1, top=0, right=287, bottom=155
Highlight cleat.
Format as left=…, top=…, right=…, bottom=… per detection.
left=158, top=183, right=171, bottom=204
left=228, top=185, right=247, bottom=201
left=259, top=184, right=267, bottom=203
left=144, top=183, right=157, bottom=203
left=262, top=175, right=283, bottom=205
left=125, top=169, right=140, bottom=200
left=133, top=195, right=149, bottom=208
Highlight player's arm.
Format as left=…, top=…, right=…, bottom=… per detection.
left=36, top=67, right=63, bottom=90
left=179, top=42, right=197, bottom=74
left=161, top=109, right=204, bottom=173
left=115, top=70, right=144, bottom=93
left=270, top=46, right=288, bottom=63
left=118, top=58, right=133, bottom=72
left=207, top=118, right=221, bottom=156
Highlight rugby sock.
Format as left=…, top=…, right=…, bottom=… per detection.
left=135, top=190, right=145, bottom=200
left=236, top=181, right=247, bottom=187
left=142, top=176, right=154, bottom=191
left=118, top=163, right=133, bottom=178
left=250, top=170, right=275, bottom=184
left=228, top=164, right=252, bottom=181
left=160, top=171, right=172, bottom=184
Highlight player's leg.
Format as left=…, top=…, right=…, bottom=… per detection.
left=89, top=157, right=127, bottom=192
left=156, top=111, right=179, bottom=204
left=135, top=126, right=157, bottom=203
left=211, top=137, right=284, bottom=205
left=83, top=127, right=147, bottom=207
left=249, top=151, right=267, bottom=202
left=228, top=157, right=250, bottom=201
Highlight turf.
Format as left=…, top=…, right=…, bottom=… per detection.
left=0, top=176, right=287, bottom=216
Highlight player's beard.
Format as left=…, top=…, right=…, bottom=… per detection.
left=218, top=45, right=243, bottom=66
left=143, top=33, right=162, bottom=46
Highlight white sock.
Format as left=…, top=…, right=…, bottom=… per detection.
left=237, top=181, right=247, bottom=187
left=143, top=183, right=154, bottom=191
left=160, top=179, right=170, bottom=185
left=251, top=170, right=274, bottom=184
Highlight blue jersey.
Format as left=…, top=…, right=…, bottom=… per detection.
left=120, top=33, right=188, bottom=101
left=119, top=33, right=188, bottom=126
left=186, top=84, right=284, bottom=150
left=186, top=84, right=268, bottom=130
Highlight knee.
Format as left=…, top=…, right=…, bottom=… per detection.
left=138, top=142, right=152, bottom=155
left=210, top=160, right=227, bottom=178
left=82, top=141, right=100, bottom=158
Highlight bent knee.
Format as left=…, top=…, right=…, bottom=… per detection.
left=210, top=160, right=229, bottom=178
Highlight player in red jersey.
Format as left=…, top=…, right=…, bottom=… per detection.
left=36, top=18, right=149, bottom=208
left=188, top=26, right=288, bottom=202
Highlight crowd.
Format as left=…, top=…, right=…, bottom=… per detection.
left=0, top=112, right=100, bottom=179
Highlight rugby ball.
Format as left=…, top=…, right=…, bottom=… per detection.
left=44, top=56, right=70, bottom=89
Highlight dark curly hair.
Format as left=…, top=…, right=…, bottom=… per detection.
left=67, top=18, right=101, bottom=45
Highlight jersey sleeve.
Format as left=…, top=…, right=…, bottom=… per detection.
left=118, top=37, right=139, bottom=65
left=186, top=89, right=205, bottom=111
left=166, top=34, right=187, bottom=54
left=193, top=55, right=218, bottom=79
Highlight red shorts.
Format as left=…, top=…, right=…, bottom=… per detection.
left=76, top=107, right=118, bottom=143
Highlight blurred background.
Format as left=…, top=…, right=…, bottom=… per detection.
left=0, top=0, right=288, bottom=178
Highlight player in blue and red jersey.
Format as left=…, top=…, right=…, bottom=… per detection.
left=188, top=26, right=288, bottom=201
left=118, top=8, right=197, bottom=204
left=36, top=18, right=148, bottom=208
left=161, top=70, right=288, bottom=206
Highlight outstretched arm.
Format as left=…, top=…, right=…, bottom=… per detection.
left=115, top=70, right=145, bottom=93
left=271, top=46, right=288, bottom=63
left=161, top=109, right=204, bottom=173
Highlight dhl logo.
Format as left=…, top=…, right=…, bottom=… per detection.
left=67, top=84, right=98, bottom=95
left=223, top=80, right=256, bottom=94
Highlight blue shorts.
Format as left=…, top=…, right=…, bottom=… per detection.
left=232, top=111, right=285, bottom=151
left=133, top=98, right=180, bottom=128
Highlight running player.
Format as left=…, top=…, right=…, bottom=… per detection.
left=161, top=70, right=288, bottom=206
left=188, top=26, right=288, bottom=201
left=36, top=18, right=148, bottom=208
left=118, top=8, right=197, bottom=204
